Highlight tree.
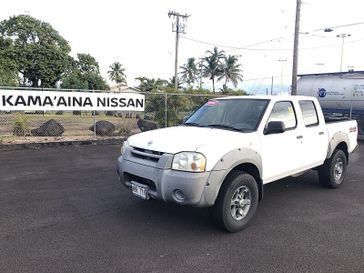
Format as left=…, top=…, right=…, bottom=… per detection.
left=202, top=47, right=225, bottom=93
left=218, top=55, right=243, bottom=88
left=219, top=84, right=233, bottom=94
left=83, top=73, right=109, bottom=90
left=135, top=77, right=167, bottom=92
left=0, top=36, right=18, bottom=86
left=167, top=76, right=183, bottom=89
left=61, top=53, right=109, bottom=90
left=60, top=72, right=88, bottom=90
left=0, top=15, right=71, bottom=87
left=108, top=62, right=127, bottom=87
left=180, top=57, right=198, bottom=87
left=77, top=53, right=100, bottom=74
left=145, top=87, right=190, bottom=127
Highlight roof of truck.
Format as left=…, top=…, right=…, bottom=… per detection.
left=215, top=95, right=315, bottom=101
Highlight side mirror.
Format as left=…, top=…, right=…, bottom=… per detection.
left=264, top=121, right=286, bottom=135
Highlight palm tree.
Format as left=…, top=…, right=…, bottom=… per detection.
left=180, top=58, right=198, bottom=87
left=135, top=77, right=167, bottom=92
left=202, top=47, right=225, bottom=93
left=108, top=62, right=127, bottom=87
left=167, top=76, right=183, bottom=89
left=219, top=84, right=233, bottom=94
left=218, top=55, right=243, bottom=88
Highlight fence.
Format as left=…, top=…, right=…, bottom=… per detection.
left=0, top=87, right=222, bottom=143
left=0, top=87, right=363, bottom=144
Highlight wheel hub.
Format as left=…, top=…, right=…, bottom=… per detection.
left=230, top=186, right=251, bottom=221
left=334, top=158, right=344, bottom=181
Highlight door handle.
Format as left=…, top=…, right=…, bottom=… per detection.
left=296, top=135, right=303, bottom=139
left=319, top=132, right=324, bottom=135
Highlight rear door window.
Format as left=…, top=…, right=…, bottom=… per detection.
left=299, top=100, right=319, bottom=127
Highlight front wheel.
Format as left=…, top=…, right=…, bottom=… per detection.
left=318, top=149, right=348, bottom=189
left=209, top=171, right=259, bottom=232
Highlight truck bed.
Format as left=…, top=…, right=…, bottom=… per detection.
left=324, top=117, right=350, bottom=123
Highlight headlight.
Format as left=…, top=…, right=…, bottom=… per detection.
left=121, top=140, right=129, bottom=154
left=172, top=152, right=206, bottom=172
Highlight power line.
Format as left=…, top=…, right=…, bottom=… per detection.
left=180, top=34, right=364, bottom=53
left=300, top=37, right=364, bottom=50
left=314, top=21, right=364, bottom=32
left=180, top=36, right=285, bottom=50
left=178, top=35, right=289, bottom=64
left=175, top=19, right=364, bottom=87
left=178, top=19, right=364, bottom=59
left=307, top=33, right=338, bottom=40
left=241, top=74, right=291, bottom=82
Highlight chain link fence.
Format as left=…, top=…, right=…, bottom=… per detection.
left=0, top=87, right=363, bottom=144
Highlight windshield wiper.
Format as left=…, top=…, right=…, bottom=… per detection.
left=183, top=122, right=206, bottom=127
left=206, top=124, right=243, bottom=132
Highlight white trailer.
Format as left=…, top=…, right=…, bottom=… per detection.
left=297, top=71, right=364, bottom=134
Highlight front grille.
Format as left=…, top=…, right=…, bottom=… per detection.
left=131, top=147, right=164, bottom=162
left=124, top=172, right=156, bottom=191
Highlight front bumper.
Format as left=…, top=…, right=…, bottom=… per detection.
left=117, top=154, right=224, bottom=207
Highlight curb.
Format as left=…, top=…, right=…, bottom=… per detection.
left=0, top=137, right=126, bottom=151
left=0, top=136, right=362, bottom=151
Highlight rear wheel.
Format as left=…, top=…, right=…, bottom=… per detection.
left=209, top=171, right=259, bottom=232
left=318, top=149, right=347, bottom=188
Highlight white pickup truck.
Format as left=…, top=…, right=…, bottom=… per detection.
left=117, top=96, right=358, bottom=232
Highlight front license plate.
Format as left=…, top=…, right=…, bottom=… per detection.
left=131, top=182, right=149, bottom=200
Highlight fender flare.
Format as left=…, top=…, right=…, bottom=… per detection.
left=203, top=148, right=263, bottom=206
left=327, top=132, right=349, bottom=159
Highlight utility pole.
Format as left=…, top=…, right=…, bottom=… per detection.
left=168, top=11, right=190, bottom=91
left=199, top=58, right=203, bottom=89
left=291, top=0, right=302, bottom=95
left=337, top=33, right=351, bottom=72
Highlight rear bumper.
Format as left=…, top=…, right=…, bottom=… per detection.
left=117, top=155, right=223, bottom=207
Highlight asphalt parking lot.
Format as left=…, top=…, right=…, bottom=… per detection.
left=0, top=143, right=363, bottom=273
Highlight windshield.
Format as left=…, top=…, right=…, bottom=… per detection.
left=184, top=98, right=269, bottom=131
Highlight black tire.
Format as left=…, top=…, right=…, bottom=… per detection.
left=209, top=171, right=259, bottom=232
left=318, top=149, right=347, bottom=189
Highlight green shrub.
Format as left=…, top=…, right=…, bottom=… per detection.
left=116, top=126, right=131, bottom=136
left=12, top=115, right=29, bottom=136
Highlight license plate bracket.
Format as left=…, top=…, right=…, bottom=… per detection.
left=131, top=181, right=149, bottom=200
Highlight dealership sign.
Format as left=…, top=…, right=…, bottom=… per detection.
left=0, top=90, right=145, bottom=111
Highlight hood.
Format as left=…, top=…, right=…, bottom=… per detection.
left=127, top=126, right=250, bottom=154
